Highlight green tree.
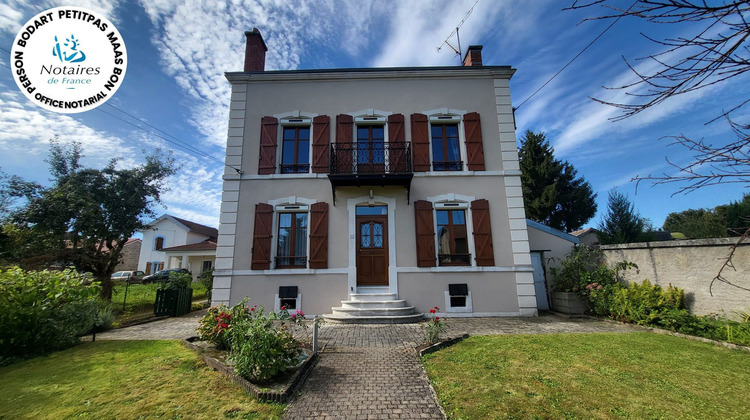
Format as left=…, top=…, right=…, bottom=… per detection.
left=717, top=193, right=750, bottom=237
left=597, top=190, right=650, bottom=244
left=663, top=209, right=727, bottom=239
left=519, top=130, right=597, bottom=232
left=2, top=141, right=176, bottom=300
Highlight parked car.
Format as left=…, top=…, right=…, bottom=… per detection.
left=142, top=268, right=191, bottom=284
left=110, top=270, right=145, bottom=283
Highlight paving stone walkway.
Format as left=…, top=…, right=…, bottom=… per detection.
left=97, top=312, right=637, bottom=419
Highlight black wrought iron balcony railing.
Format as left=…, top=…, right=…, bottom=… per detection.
left=279, top=163, right=310, bottom=174
left=432, top=161, right=464, bottom=171
left=329, top=143, right=412, bottom=175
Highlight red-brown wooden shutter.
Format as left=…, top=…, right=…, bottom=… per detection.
left=388, top=114, right=407, bottom=172
left=251, top=203, right=273, bottom=270
left=312, top=115, right=330, bottom=173
left=158, top=262, right=164, bottom=270
left=411, top=113, right=430, bottom=172
left=145, top=262, right=151, bottom=274
left=414, top=200, right=436, bottom=267
left=336, top=114, right=353, bottom=144
left=309, top=202, right=329, bottom=269
left=258, top=117, right=278, bottom=175
left=463, top=112, right=486, bottom=171
left=335, top=114, right=353, bottom=173
left=471, top=199, right=495, bottom=266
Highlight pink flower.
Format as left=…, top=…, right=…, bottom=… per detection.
left=291, top=314, right=296, bottom=319
left=281, top=305, right=287, bottom=310
left=597, top=285, right=603, bottom=290
left=297, top=310, right=305, bottom=317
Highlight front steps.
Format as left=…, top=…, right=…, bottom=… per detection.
left=324, top=290, right=423, bottom=324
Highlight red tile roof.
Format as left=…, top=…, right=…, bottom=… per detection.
left=161, top=240, right=217, bottom=252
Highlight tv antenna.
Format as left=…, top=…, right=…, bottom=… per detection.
left=437, top=0, right=479, bottom=64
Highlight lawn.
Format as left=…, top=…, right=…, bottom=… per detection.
left=423, top=332, right=750, bottom=419
left=0, top=340, right=283, bottom=419
left=111, top=281, right=208, bottom=323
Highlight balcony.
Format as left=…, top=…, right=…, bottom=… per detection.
left=328, top=142, right=413, bottom=204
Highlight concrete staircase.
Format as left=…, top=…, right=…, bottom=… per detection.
left=324, top=287, right=423, bottom=324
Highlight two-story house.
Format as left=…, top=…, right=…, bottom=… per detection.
left=137, top=214, right=218, bottom=281
left=212, top=29, right=539, bottom=322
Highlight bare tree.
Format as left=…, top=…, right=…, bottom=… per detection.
left=568, top=0, right=750, bottom=293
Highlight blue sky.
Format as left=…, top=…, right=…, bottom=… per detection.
left=0, top=0, right=747, bottom=230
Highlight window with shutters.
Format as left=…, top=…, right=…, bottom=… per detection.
left=154, top=236, right=165, bottom=251
left=276, top=211, right=307, bottom=268
left=254, top=199, right=328, bottom=271
left=415, top=197, right=495, bottom=269
left=414, top=112, right=485, bottom=172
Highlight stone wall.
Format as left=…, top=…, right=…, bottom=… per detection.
left=600, top=238, right=749, bottom=319
left=115, top=239, right=141, bottom=272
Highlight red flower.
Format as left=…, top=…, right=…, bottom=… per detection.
left=434, top=316, right=440, bottom=322
left=429, top=309, right=436, bottom=314
left=434, top=306, right=439, bottom=311
left=250, top=307, right=255, bottom=311
left=281, top=305, right=287, bottom=310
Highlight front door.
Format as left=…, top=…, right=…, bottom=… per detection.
left=356, top=206, right=388, bottom=286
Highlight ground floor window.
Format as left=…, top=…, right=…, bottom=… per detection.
left=276, top=212, right=308, bottom=268
left=436, top=208, right=470, bottom=266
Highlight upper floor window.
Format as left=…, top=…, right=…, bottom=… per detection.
left=281, top=126, right=310, bottom=173
left=154, top=236, right=165, bottom=251
left=431, top=123, right=461, bottom=171
left=356, top=125, right=385, bottom=171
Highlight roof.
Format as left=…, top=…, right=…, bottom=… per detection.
left=225, top=65, right=516, bottom=84
left=124, top=238, right=141, bottom=246
left=571, top=228, right=598, bottom=237
left=170, top=215, right=218, bottom=239
left=147, top=214, right=218, bottom=239
left=526, top=219, right=580, bottom=244
left=161, top=240, right=217, bottom=252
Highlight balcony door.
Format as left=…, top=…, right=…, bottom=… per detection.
left=356, top=206, right=388, bottom=286
left=356, top=126, right=385, bottom=173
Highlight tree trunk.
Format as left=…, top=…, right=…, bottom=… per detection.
left=99, top=276, right=113, bottom=301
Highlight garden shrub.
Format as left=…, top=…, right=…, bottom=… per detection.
left=199, top=269, right=213, bottom=301
left=158, top=271, right=193, bottom=290
left=197, top=298, right=306, bottom=381
left=0, top=267, right=106, bottom=364
left=595, top=280, right=684, bottom=325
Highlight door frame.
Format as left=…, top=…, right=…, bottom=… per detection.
left=356, top=213, right=389, bottom=286
left=347, top=195, right=397, bottom=295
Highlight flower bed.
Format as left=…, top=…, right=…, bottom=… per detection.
left=182, top=336, right=316, bottom=403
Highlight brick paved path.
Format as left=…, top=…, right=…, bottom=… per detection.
left=97, top=312, right=636, bottom=419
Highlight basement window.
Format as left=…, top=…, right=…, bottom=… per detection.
left=445, top=283, right=472, bottom=313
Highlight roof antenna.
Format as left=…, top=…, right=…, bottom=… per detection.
left=437, top=0, right=479, bottom=64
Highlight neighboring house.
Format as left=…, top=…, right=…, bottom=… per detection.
left=137, top=214, right=218, bottom=280
left=571, top=227, right=600, bottom=247
left=113, top=238, right=141, bottom=272
left=526, top=220, right=580, bottom=311
left=212, top=29, right=538, bottom=321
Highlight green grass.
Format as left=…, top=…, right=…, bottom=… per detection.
left=0, top=340, right=283, bottom=419
left=111, top=282, right=208, bottom=323
left=423, top=332, right=750, bottom=419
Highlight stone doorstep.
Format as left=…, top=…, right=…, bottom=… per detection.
left=182, top=337, right=318, bottom=403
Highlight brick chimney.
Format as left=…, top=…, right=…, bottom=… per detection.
left=244, top=28, right=268, bottom=72
left=462, top=45, right=483, bottom=67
